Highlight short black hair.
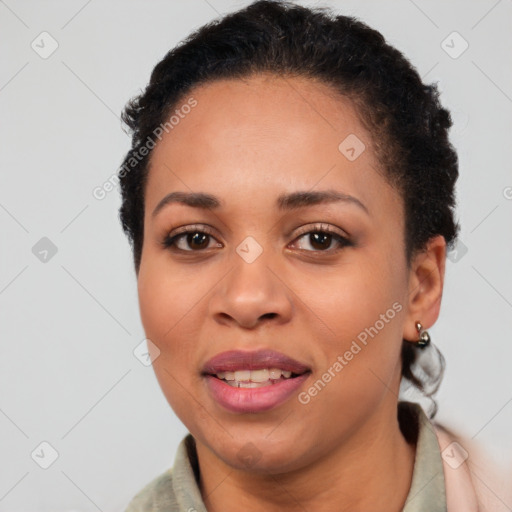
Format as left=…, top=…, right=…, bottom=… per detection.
left=118, top=0, right=459, bottom=417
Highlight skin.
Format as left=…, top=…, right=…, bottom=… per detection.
left=136, top=73, right=446, bottom=512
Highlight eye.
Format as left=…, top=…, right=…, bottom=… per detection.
left=289, top=223, right=352, bottom=253
left=162, top=224, right=222, bottom=252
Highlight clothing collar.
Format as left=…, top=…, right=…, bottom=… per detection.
left=401, top=401, right=447, bottom=511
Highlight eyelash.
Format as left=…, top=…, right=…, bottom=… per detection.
left=161, top=223, right=352, bottom=255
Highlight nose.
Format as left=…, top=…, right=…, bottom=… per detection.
left=208, top=248, right=293, bottom=330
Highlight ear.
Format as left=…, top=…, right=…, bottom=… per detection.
left=403, top=235, right=447, bottom=341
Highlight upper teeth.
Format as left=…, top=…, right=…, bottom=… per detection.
left=216, top=368, right=293, bottom=382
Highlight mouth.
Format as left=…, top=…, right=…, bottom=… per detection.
left=201, top=349, right=311, bottom=413
left=210, top=368, right=306, bottom=388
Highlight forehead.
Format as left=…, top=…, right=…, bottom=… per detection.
left=145, top=74, right=399, bottom=217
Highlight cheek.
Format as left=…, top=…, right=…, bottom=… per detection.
left=137, top=255, right=193, bottom=369
left=296, top=293, right=405, bottom=435
left=136, top=251, right=216, bottom=377
left=137, top=259, right=205, bottom=424
left=137, top=250, right=195, bottom=337
left=299, top=254, right=405, bottom=339
left=298, top=256, right=406, bottom=396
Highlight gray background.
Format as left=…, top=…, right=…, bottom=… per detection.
left=1, top=0, right=511, bottom=510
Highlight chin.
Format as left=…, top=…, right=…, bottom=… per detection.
left=205, top=431, right=310, bottom=474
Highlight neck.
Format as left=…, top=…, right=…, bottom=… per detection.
left=195, top=398, right=416, bottom=512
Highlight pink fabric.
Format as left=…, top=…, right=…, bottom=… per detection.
left=434, top=426, right=512, bottom=512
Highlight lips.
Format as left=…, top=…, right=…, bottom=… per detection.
left=201, top=349, right=311, bottom=413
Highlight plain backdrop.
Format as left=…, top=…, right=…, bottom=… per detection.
left=1, top=0, right=511, bottom=510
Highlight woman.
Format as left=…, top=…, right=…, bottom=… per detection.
left=118, top=1, right=508, bottom=510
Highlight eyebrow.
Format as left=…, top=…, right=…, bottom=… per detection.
left=151, top=189, right=369, bottom=218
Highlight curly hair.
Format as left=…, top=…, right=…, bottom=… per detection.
left=117, top=0, right=459, bottom=418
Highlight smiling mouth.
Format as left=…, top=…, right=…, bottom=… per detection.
left=211, top=368, right=307, bottom=388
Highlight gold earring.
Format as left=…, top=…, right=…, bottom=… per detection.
left=414, top=321, right=431, bottom=348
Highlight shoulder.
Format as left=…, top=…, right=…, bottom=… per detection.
left=124, top=434, right=201, bottom=512
left=124, top=468, right=177, bottom=512
left=432, top=422, right=512, bottom=512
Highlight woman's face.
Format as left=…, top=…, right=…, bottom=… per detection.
left=137, top=74, right=414, bottom=472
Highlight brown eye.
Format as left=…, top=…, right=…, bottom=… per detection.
left=184, top=232, right=210, bottom=250
left=308, top=232, right=334, bottom=251
left=290, top=224, right=352, bottom=253
left=162, top=225, right=222, bottom=252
